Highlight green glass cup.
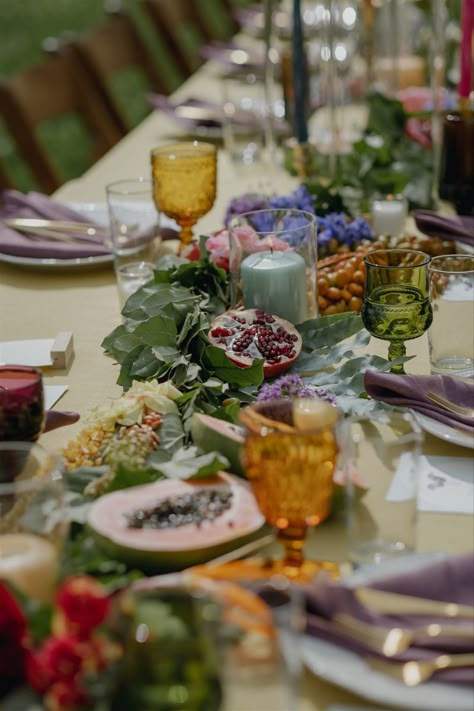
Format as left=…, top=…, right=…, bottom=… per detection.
left=111, top=587, right=223, bottom=711
left=361, top=249, right=433, bottom=373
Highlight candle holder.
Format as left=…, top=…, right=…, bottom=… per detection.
left=438, top=109, right=474, bottom=216
left=0, top=365, right=45, bottom=442
left=0, top=442, right=68, bottom=603
left=228, top=208, right=317, bottom=325
left=370, top=194, right=408, bottom=238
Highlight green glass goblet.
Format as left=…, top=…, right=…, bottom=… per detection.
left=361, top=249, right=433, bottom=373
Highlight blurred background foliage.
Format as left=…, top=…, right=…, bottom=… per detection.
left=0, top=0, right=463, bottom=194
left=0, top=0, right=247, bottom=193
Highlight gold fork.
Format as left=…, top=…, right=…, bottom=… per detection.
left=333, top=613, right=474, bottom=657
left=367, top=652, right=474, bottom=686
left=426, top=391, right=474, bottom=418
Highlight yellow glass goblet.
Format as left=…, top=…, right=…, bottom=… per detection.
left=151, top=141, right=217, bottom=248
left=240, top=398, right=342, bottom=582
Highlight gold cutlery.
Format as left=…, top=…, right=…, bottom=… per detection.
left=426, top=391, right=474, bottom=418
left=367, top=652, right=474, bottom=686
left=354, top=587, right=474, bottom=619
left=3, top=218, right=107, bottom=241
left=332, top=612, right=474, bottom=657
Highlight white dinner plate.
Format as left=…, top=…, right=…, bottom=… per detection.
left=411, top=411, right=474, bottom=449
left=303, top=552, right=474, bottom=711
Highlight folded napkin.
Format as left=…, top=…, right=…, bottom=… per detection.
left=148, top=94, right=222, bottom=129
left=198, top=44, right=264, bottom=74
left=364, top=371, right=474, bottom=433
left=44, top=410, right=80, bottom=433
left=412, top=210, right=474, bottom=247
left=0, top=189, right=110, bottom=259
left=303, top=552, right=474, bottom=685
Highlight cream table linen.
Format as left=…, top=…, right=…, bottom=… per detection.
left=0, top=58, right=472, bottom=711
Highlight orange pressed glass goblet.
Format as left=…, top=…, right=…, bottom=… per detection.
left=151, top=141, right=217, bottom=248
left=240, top=398, right=342, bottom=582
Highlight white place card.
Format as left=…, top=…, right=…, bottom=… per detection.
left=418, top=455, right=474, bottom=514
left=44, top=385, right=68, bottom=410
left=0, top=338, right=54, bottom=367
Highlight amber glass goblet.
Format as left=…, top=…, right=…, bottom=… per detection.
left=240, top=398, right=342, bottom=582
left=151, top=141, right=217, bottom=248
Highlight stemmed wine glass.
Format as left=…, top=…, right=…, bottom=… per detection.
left=361, top=249, right=433, bottom=373
left=239, top=397, right=342, bottom=583
left=150, top=141, right=217, bottom=249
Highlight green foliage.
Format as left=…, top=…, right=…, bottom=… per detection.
left=305, top=92, right=436, bottom=216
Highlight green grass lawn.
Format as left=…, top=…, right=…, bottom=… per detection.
left=0, top=0, right=245, bottom=193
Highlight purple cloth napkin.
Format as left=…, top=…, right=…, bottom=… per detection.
left=148, top=94, right=222, bottom=129
left=412, top=210, right=474, bottom=247
left=44, top=410, right=80, bottom=433
left=364, top=371, right=474, bottom=433
left=198, top=44, right=263, bottom=74
left=0, top=189, right=110, bottom=259
left=303, top=552, right=474, bottom=685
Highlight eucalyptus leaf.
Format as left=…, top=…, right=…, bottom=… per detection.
left=158, top=412, right=186, bottom=453
left=298, top=312, right=364, bottom=350
left=133, top=314, right=177, bottom=346
left=204, top=345, right=264, bottom=387
left=105, top=464, right=164, bottom=492
left=150, top=449, right=230, bottom=480
left=64, top=466, right=110, bottom=494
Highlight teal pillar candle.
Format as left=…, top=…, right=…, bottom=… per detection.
left=241, top=250, right=308, bottom=324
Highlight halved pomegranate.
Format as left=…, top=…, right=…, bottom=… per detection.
left=208, top=308, right=302, bottom=378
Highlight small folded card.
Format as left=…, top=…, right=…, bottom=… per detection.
left=0, top=332, right=74, bottom=370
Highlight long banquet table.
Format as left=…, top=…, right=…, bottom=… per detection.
left=1, top=55, right=473, bottom=711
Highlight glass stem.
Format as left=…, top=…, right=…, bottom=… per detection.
left=277, top=525, right=307, bottom=577
left=388, top=341, right=406, bottom=373
left=177, top=219, right=195, bottom=246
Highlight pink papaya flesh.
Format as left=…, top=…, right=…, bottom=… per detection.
left=87, top=473, right=265, bottom=572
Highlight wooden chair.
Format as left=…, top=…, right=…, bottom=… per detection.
left=0, top=160, right=14, bottom=191
left=0, top=53, right=123, bottom=194
left=50, top=7, right=170, bottom=138
left=142, top=0, right=210, bottom=78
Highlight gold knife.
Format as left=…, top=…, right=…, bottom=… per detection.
left=355, top=587, right=474, bottom=618
left=4, top=218, right=107, bottom=238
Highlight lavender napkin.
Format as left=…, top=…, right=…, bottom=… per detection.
left=364, top=371, right=474, bottom=433
left=148, top=94, right=222, bottom=129
left=303, top=552, right=474, bottom=685
left=0, top=189, right=110, bottom=259
left=198, top=44, right=263, bottom=74
left=412, top=210, right=474, bottom=247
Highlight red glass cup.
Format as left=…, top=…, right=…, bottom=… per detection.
left=0, top=365, right=45, bottom=442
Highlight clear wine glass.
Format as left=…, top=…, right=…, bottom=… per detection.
left=150, top=141, right=217, bottom=249
left=361, top=249, right=433, bottom=373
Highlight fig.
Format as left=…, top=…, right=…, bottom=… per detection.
left=208, top=308, right=302, bottom=378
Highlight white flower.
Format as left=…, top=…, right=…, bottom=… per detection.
left=88, top=380, right=181, bottom=429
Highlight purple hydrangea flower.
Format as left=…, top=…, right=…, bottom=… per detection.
left=269, top=185, right=315, bottom=214
left=317, top=213, right=373, bottom=249
left=257, top=374, right=337, bottom=406
left=224, top=193, right=268, bottom=227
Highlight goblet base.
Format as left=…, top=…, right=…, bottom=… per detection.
left=191, top=557, right=340, bottom=584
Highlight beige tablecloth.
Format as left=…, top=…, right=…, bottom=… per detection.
left=1, top=57, right=472, bottom=711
